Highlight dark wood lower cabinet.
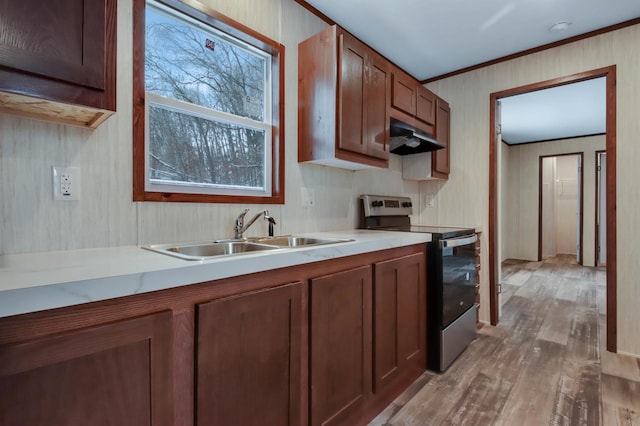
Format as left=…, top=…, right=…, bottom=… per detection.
left=373, top=253, right=426, bottom=393
left=0, top=311, right=172, bottom=426
left=0, top=244, right=427, bottom=426
left=310, top=266, right=373, bottom=426
left=196, top=282, right=304, bottom=426
left=309, top=251, right=427, bottom=426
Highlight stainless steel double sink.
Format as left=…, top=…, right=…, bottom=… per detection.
left=142, top=236, right=353, bottom=261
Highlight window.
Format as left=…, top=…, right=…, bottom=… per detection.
left=133, top=0, right=284, bottom=203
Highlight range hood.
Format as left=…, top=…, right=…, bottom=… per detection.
left=389, top=118, right=444, bottom=155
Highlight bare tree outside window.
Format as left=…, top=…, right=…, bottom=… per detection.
left=143, top=1, right=272, bottom=195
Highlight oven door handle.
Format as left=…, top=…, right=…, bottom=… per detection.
left=440, top=234, right=477, bottom=248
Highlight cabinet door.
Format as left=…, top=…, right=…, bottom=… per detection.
left=373, top=252, right=426, bottom=392
left=0, top=311, right=172, bottom=426
left=196, top=282, right=303, bottom=426
left=416, top=86, right=436, bottom=126
left=391, top=69, right=416, bottom=116
left=0, top=0, right=107, bottom=90
left=339, top=32, right=367, bottom=156
left=310, top=265, right=372, bottom=426
left=0, top=0, right=116, bottom=126
left=366, top=53, right=391, bottom=160
left=432, top=97, right=451, bottom=177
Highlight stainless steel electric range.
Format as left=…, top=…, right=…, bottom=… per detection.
left=359, top=194, right=477, bottom=372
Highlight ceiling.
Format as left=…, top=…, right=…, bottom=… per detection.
left=301, top=0, right=639, bottom=143
left=500, top=77, right=606, bottom=144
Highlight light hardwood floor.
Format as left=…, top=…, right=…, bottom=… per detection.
left=370, top=255, right=640, bottom=425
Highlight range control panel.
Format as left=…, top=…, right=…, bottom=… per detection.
left=360, top=194, right=414, bottom=217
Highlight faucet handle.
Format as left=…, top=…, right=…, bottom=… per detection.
left=235, top=208, right=250, bottom=230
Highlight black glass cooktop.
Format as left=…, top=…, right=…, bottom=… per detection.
left=377, top=225, right=475, bottom=239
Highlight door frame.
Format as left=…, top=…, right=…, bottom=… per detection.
left=538, top=153, right=584, bottom=264
left=488, top=66, right=617, bottom=352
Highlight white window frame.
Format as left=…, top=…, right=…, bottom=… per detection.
left=143, top=0, right=275, bottom=198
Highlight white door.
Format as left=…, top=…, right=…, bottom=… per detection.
left=576, top=156, right=582, bottom=263
left=496, top=100, right=502, bottom=316
left=598, top=153, right=607, bottom=265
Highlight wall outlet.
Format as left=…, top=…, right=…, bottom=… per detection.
left=53, top=166, right=80, bottom=201
left=301, top=187, right=315, bottom=207
left=425, top=194, right=435, bottom=207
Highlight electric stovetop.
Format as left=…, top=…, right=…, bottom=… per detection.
left=373, top=225, right=475, bottom=239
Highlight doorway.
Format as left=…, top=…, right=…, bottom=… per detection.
left=539, top=153, right=584, bottom=264
left=488, top=66, right=617, bottom=352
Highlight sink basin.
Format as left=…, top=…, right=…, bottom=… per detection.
left=143, top=241, right=280, bottom=261
left=251, top=236, right=353, bottom=247
left=143, top=235, right=353, bottom=260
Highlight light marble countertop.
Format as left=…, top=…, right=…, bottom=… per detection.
left=0, top=230, right=431, bottom=319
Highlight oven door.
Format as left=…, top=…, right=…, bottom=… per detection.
left=440, top=234, right=477, bottom=328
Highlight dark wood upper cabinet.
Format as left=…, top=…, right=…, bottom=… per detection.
left=401, top=94, right=450, bottom=180
left=432, top=97, right=451, bottom=178
left=416, top=86, right=437, bottom=126
left=390, top=69, right=416, bottom=117
left=0, top=0, right=116, bottom=128
left=391, top=67, right=436, bottom=128
left=299, top=25, right=390, bottom=169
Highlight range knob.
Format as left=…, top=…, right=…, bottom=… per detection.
left=371, top=200, right=384, bottom=208
left=402, top=201, right=412, bottom=208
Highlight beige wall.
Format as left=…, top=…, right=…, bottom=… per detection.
left=425, top=25, right=640, bottom=355
left=0, top=0, right=421, bottom=255
left=502, top=136, right=604, bottom=264
left=499, top=139, right=514, bottom=263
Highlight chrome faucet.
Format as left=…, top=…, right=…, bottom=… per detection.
left=234, top=209, right=277, bottom=239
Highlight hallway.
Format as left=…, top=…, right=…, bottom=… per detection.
left=371, top=256, right=640, bottom=425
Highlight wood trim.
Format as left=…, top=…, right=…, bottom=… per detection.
left=132, top=0, right=146, bottom=201
left=538, top=156, right=543, bottom=262
left=293, top=0, right=336, bottom=26
left=103, top=0, right=118, bottom=111
left=489, top=66, right=617, bottom=351
left=489, top=92, right=498, bottom=325
left=605, top=68, right=617, bottom=353
left=422, top=18, right=640, bottom=84
left=579, top=154, right=584, bottom=265
left=537, top=152, right=584, bottom=264
left=132, top=0, right=285, bottom=204
left=502, top=132, right=606, bottom=146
